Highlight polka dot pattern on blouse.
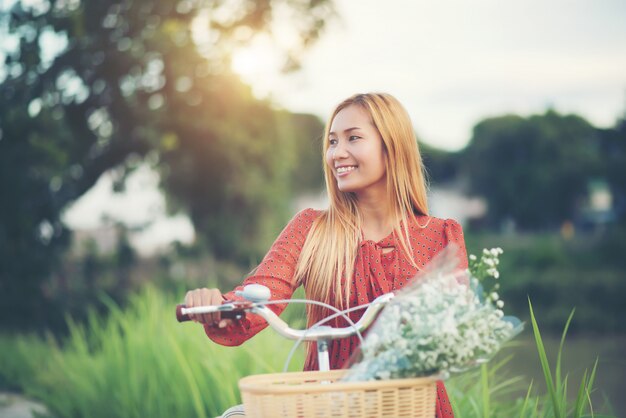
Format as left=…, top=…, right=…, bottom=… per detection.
left=205, top=208, right=467, bottom=418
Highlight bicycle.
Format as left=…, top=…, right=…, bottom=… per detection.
left=176, top=284, right=439, bottom=418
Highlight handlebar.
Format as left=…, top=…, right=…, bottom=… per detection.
left=176, top=287, right=394, bottom=342
left=175, top=301, right=251, bottom=322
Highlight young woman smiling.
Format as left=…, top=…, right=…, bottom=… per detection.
left=185, top=93, right=467, bottom=417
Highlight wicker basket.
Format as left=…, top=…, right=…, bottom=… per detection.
left=239, top=370, right=437, bottom=418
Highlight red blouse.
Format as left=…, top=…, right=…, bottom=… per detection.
left=205, top=208, right=468, bottom=418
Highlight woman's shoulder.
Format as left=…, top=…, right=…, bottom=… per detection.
left=285, top=208, right=325, bottom=231
left=293, top=208, right=324, bottom=222
left=407, top=215, right=466, bottom=257
left=408, top=214, right=463, bottom=235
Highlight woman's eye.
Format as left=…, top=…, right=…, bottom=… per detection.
left=349, top=135, right=361, bottom=141
left=329, top=138, right=338, bottom=145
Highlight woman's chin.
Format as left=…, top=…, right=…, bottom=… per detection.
left=337, top=182, right=359, bottom=193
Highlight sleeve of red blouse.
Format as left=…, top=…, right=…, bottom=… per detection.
left=443, top=218, right=469, bottom=271
left=204, top=208, right=319, bottom=346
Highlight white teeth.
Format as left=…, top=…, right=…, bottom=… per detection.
left=337, top=166, right=357, bottom=173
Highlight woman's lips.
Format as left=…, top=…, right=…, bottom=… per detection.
left=336, top=166, right=357, bottom=177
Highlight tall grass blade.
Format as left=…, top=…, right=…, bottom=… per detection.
left=531, top=395, right=543, bottom=418
left=557, top=309, right=575, bottom=415
left=481, top=363, right=490, bottom=418
left=574, top=369, right=589, bottom=418
left=556, top=309, right=575, bottom=392
left=584, top=358, right=600, bottom=416
left=490, top=375, right=525, bottom=397
left=467, top=396, right=481, bottom=417
left=586, top=387, right=594, bottom=418
left=562, top=375, right=569, bottom=415
left=519, top=380, right=533, bottom=418
left=587, top=357, right=598, bottom=398
left=528, top=298, right=562, bottom=418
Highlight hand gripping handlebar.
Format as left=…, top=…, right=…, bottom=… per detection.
left=176, top=284, right=394, bottom=342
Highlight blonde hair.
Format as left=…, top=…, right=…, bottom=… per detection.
left=294, top=93, right=429, bottom=331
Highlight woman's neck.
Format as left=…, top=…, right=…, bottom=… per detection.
left=356, top=193, right=394, bottom=241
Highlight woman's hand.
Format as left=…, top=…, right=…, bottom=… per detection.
left=184, top=288, right=233, bottom=328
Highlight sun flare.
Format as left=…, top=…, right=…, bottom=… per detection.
left=231, top=47, right=266, bottom=78
left=230, top=36, right=281, bottom=89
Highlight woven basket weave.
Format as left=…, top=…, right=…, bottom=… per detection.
left=239, top=370, right=437, bottom=418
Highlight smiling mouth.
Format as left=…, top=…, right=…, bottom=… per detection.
left=336, top=166, right=357, bottom=174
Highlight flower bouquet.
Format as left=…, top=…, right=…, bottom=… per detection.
left=342, top=245, right=522, bottom=382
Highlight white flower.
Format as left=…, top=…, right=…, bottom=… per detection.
left=496, top=300, right=504, bottom=308
left=469, top=254, right=477, bottom=261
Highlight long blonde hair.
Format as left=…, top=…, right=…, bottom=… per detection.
left=294, top=93, right=429, bottom=329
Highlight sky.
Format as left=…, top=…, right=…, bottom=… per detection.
left=62, top=0, right=626, bottom=252
left=236, top=0, right=626, bottom=151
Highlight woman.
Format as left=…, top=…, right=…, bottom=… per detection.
left=185, top=92, right=467, bottom=417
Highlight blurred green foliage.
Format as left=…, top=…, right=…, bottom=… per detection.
left=421, top=141, right=463, bottom=185
left=461, top=110, right=624, bottom=230
left=41, top=223, right=140, bottom=326
left=162, top=109, right=323, bottom=262
left=0, top=0, right=331, bottom=330
left=465, top=225, right=626, bottom=334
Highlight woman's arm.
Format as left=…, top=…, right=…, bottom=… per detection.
left=203, top=208, right=320, bottom=346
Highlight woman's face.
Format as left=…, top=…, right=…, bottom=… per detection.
left=326, top=104, right=387, bottom=196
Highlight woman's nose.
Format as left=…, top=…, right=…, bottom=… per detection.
left=332, top=141, right=349, bottom=159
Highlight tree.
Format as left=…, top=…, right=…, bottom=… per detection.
left=0, top=0, right=333, bottom=329
left=461, top=110, right=603, bottom=230
left=420, top=141, right=462, bottom=186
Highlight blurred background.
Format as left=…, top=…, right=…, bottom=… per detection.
left=1, top=0, right=625, bottom=417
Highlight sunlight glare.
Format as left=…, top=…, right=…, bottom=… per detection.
left=230, top=35, right=282, bottom=97
left=232, top=47, right=265, bottom=78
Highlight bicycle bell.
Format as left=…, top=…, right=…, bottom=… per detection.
left=236, top=284, right=271, bottom=302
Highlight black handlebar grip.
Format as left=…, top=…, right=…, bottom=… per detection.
left=176, top=304, right=191, bottom=322
left=176, top=304, right=246, bottom=323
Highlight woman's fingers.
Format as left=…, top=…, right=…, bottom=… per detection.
left=207, top=288, right=222, bottom=325
left=184, top=288, right=224, bottom=325
left=196, top=288, right=210, bottom=324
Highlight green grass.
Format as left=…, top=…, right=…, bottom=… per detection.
left=445, top=301, right=613, bottom=418
left=526, top=300, right=602, bottom=418
left=0, top=286, right=305, bottom=418
left=446, top=352, right=530, bottom=417
left=0, top=286, right=616, bottom=418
